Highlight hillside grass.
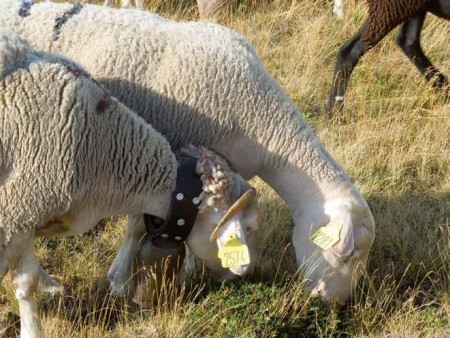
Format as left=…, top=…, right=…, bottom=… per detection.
left=1, top=0, right=449, bottom=337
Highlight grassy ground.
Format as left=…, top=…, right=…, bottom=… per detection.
left=1, top=0, right=449, bottom=337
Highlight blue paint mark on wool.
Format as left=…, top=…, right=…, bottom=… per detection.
left=54, top=3, right=84, bottom=41
left=18, top=1, right=35, bottom=18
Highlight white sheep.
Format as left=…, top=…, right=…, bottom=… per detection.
left=1, top=0, right=375, bottom=305
left=0, top=29, right=260, bottom=338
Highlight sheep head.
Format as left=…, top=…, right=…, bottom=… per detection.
left=293, top=197, right=375, bottom=305
left=181, top=146, right=260, bottom=280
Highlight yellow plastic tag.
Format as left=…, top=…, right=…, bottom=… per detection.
left=310, top=224, right=343, bottom=251
left=218, top=233, right=250, bottom=268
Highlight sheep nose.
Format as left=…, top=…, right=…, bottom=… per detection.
left=229, top=262, right=255, bottom=276
left=333, top=247, right=356, bottom=263
left=339, top=250, right=354, bottom=263
left=229, top=265, right=248, bottom=276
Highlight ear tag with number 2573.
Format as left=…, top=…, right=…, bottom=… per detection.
left=310, top=224, right=343, bottom=251
left=218, top=233, right=250, bottom=268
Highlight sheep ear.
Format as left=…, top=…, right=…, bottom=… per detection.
left=331, top=213, right=354, bottom=258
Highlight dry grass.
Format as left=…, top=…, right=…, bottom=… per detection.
left=1, top=0, right=449, bottom=337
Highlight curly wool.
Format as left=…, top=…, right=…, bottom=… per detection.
left=0, top=29, right=30, bottom=79
left=362, top=0, right=430, bottom=41
left=180, top=145, right=234, bottom=208
left=0, top=0, right=346, bottom=185
left=0, top=30, right=176, bottom=247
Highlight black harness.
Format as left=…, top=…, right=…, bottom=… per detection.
left=143, top=155, right=203, bottom=248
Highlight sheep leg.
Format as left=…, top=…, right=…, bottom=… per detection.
left=133, top=241, right=185, bottom=306
left=197, top=0, right=222, bottom=21
left=397, top=12, right=448, bottom=89
left=108, top=214, right=146, bottom=296
left=5, top=231, right=42, bottom=338
left=328, top=21, right=383, bottom=115
left=135, top=0, right=145, bottom=10
left=184, top=245, right=197, bottom=279
left=104, top=0, right=114, bottom=6
left=333, top=0, right=345, bottom=19
left=37, top=265, right=64, bottom=295
left=121, top=0, right=137, bottom=9
left=1, top=252, right=62, bottom=295
left=426, top=0, right=450, bottom=20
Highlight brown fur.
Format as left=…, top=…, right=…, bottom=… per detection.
left=362, top=0, right=430, bottom=41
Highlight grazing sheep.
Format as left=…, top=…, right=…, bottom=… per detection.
left=1, top=0, right=375, bottom=305
left=0, top=29, right=259, bottom=338
left=328, top=0, right=450, bottom=113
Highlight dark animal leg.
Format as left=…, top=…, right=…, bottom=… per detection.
left=328, top=22, right=383, bottom=115
left=397, top=11, right=448, bottom=88
left=426, top=0, right=450, bottom=20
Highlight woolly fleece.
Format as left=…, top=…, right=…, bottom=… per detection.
left=0, top=29, right=177, bottom=248
left=0, top=30, right=30, bottom=79
left=0, top=0, right=347, bottom=187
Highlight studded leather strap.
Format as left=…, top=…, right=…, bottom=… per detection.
left=143, top=155, right=203, bottom=247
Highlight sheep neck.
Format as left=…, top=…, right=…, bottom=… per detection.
left=213, top=104, right=360, bottom=225
left=74, top=101, right=177, bottom=219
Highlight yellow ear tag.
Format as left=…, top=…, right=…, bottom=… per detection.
left=310, top=224, right=343, bottom=251
left=218, top=233, right=250, bottom=268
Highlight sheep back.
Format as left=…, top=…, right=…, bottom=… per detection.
left=0, top=0, right=345, bottom=183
